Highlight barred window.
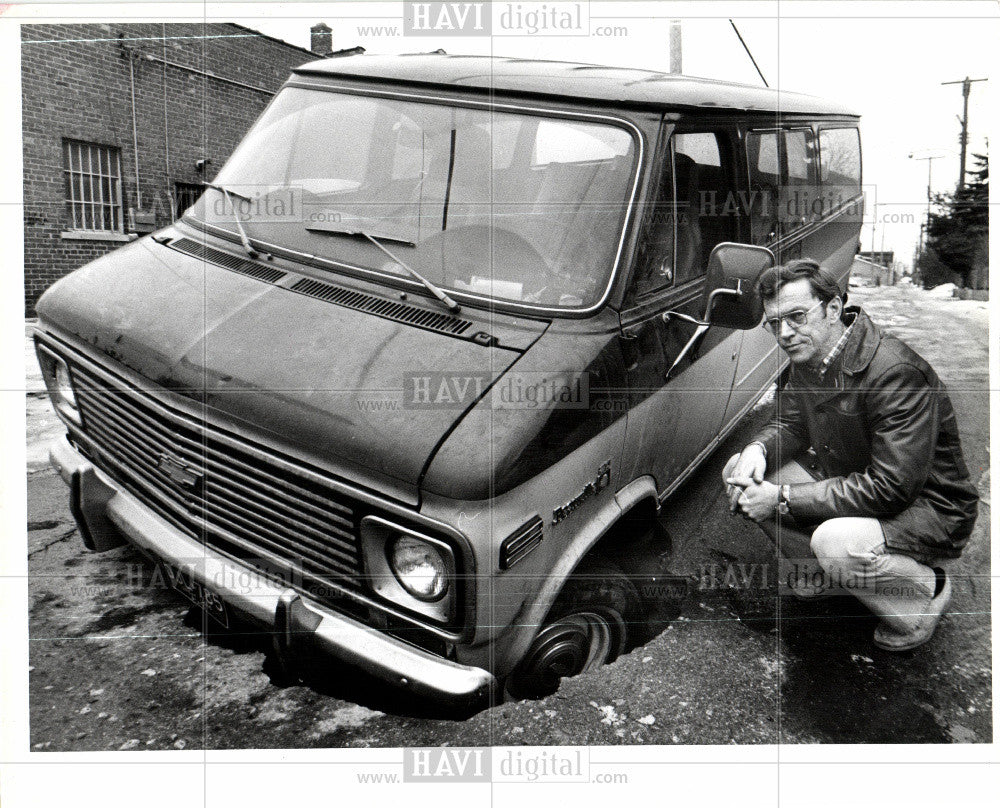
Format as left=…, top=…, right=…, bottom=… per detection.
left=173, top=182, right=204, bottom=220
left=63, top=140, right=124, bottom=232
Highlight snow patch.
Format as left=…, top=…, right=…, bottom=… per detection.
left=591, top=703, right=625, bottom=726
left=926, top=283, right=957, bottom=298
left=307, top=704, right=384, bottom=738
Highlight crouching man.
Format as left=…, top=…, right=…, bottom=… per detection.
left=724, top=259, right=978, bottom=651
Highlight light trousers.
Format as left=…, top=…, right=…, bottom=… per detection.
left=738, top=458, right=938, bottom=633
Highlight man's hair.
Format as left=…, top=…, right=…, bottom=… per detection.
left=756, top=258, right=846, bottom=305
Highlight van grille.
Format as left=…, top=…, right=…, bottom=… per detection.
left=70, top=361, right=366, bottom=597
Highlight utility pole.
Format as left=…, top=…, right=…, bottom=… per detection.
left=908, top=153, right=943, bottom=259
left=880, top=223, right=890, bottom=284
left=870, top=202, right=878, bottom=266
left=669, top=20, right=682, bottom=74
left=941, top=76, right=987, bottom=191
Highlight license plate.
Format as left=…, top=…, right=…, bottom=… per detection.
left=161, top=562, right=230, bottom=629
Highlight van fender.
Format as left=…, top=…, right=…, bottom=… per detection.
left=501, top=475, right=659, bottom=667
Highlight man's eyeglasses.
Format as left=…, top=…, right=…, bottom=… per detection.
left=762, top=300, right=825, bottom=334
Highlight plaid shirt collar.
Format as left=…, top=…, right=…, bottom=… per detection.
left=819, top=320, right=854, bottom=377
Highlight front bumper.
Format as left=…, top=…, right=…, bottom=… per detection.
left=50, top=434, right=495, bottom=707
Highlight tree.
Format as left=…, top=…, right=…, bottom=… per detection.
left=919, top=152, right=989, bottom=289
left=914, top=246, right=958, bottom=289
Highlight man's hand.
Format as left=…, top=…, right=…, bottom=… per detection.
left=723, top=444, right=767, bottom=513
left=736, top=481, right=781, bottom=522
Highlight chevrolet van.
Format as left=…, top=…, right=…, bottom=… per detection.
left=35, top=53, right=863, bottom=705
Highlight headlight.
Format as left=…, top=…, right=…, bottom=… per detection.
left=388, top=535, right=449, bottom=601
left=360, top=516, right=457, bottom=624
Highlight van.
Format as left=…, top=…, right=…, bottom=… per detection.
left=34, top=54, right=863, bottom=707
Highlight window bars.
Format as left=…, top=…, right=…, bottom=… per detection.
left=63, top=140, right=124, bottom=232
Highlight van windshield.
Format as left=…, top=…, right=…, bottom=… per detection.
left=195, top=87, right=638, bottom=310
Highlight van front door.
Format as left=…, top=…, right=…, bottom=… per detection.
left=619, top=130, right=741, bottom=495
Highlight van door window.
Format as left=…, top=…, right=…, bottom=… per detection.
left=747, top=129, right=821, bottom=244
left=782, top=128, right=820, bottom=227
left=818, top=127, right=862, bottom=213
left=746, top=130, right=781, bottom=245
left=631, top=131, right=736, bottom=299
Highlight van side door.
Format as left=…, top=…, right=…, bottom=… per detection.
left=619, top=127, right=742, bottom=494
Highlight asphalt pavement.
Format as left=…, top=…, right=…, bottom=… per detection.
left=25, top=282, right=992, bottom=748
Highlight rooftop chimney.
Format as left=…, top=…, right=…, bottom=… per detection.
left=310, top=22, right=333, bottom=57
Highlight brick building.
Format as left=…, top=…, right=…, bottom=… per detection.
left=22, top=22, right=331, bottom=314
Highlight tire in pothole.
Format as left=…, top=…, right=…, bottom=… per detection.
left=504, top=557, right=641, bottom=700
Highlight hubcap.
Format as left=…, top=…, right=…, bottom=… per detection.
left=507, top=611, right=621, bottom=698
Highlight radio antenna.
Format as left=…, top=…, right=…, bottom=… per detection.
left=730, top=20, right=768, bottom=87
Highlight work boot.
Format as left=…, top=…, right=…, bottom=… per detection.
left=873, top=568, right=952, bottom=652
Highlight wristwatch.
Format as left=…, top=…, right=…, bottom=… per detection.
left=776, top=484, right=791, bottom=516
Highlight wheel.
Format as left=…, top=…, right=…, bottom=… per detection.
left=503, top=558, right=640, bottom=700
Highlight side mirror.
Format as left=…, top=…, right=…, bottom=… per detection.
left=703, top=242, right=774, bottom=330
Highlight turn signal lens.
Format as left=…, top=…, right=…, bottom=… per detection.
left=54, top=361, right=78, bottom=411
left=37, top=345, right=80, bottom=424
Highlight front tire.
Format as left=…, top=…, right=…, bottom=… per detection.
left=504, top=558, right=640, bottom=700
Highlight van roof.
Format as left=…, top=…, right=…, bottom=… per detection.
left=293, top=53, right=859, bottom=117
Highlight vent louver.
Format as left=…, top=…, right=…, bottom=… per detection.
left=290, top=277, right=472, bottom=337
left=500, top=515, right=544, bottom=570
left=169, top=238, right=287, bottom=284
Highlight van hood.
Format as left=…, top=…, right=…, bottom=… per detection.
left=37, top=235, right=543, bottom=504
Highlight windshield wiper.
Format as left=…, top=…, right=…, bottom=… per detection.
left=306, top=222, right=460, bottom=314
left=360, top=231, right=461, bottom=314
left=202, top=182, right=261, bottom=259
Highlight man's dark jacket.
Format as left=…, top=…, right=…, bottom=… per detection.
left=755, top=307, right=978, bottom=560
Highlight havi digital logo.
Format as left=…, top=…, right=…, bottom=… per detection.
left=404, top=2, right=491, bottom=36
left=403, top=747, right=491, bottom=781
